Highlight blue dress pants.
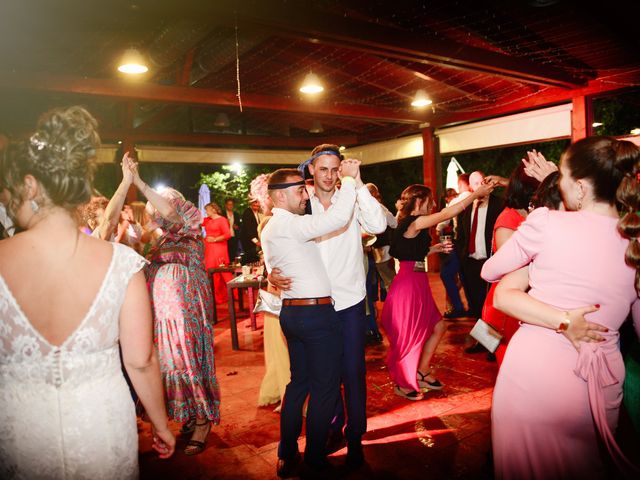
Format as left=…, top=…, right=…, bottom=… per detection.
left=278, top=303, right=343, bottom=468
left=439, top=251, right=467, bottom=312
left=331, top=300, right=367, bottom=443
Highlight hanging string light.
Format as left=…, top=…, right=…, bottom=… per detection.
left=235, top=15, right=243, bottom=112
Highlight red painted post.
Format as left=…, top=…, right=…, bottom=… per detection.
left=422, top=126, right=440, bottom=272
left=571, top=95, right=591, bottom=142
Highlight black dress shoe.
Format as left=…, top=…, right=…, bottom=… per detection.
left=277, top=452, right=301, bottom=478
left=325, top=429, right=345, bottom=454
left=464, top=342, right=487, bottom=354
left=300, top=459, right=335, bottom=479
left=365, top=330, right=383, bottom=346
left=444, top=309, right=467, bottom=319
left=345, top=441, right=364, bottom=469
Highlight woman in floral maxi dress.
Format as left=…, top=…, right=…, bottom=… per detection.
left=130, top=163, right=220, bottom=456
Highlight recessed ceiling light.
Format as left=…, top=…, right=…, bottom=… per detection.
left=300, top=72, right=324, bottom=94
left=411, top=89, right=432, bottom=107
left=117, top=48, right=148, bottom=74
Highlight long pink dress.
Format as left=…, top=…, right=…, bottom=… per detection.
left=382, top=215, right=441, bottom=391
left=482, top=207, right=640, bottom=479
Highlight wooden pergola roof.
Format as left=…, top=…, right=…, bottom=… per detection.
left=1, top=0, right=639, bottom=150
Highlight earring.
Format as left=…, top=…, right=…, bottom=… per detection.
left=30, top=200, right=39, bottom=213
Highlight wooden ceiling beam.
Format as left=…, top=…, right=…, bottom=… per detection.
left=0, top=71, right=425, bottom=124
left=235, top=7, right=585, bottom=89
left=430, top=78, right=630, bottom=128
left=99, top=130, right=358, bottom=148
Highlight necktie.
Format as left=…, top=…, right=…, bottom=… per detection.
left=468, top=201, right=478, bottom=255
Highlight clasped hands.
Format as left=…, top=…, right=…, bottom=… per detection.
left=339, top=158, right=362, bottom=184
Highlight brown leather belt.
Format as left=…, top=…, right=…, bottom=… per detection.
left=282, top=297, right=333, bottom=307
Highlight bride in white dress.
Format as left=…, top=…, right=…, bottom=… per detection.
left=0, top=106, right=175, bottom=479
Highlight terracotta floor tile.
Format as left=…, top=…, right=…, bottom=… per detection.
left=140, top=273, right=499, bottom=479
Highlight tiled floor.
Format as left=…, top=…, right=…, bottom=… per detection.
left=139, top=274, right=499, bottom=479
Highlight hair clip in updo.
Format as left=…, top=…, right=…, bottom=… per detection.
left=30, top=133, right=48, bottom=151
left=29, top=133, right=66, bottom=153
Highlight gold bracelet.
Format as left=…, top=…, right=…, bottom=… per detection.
left=555, top=311, right=570, bottom=333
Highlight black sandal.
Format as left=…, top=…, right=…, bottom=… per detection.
left=184, top=421, right=211, bottom=456
left=417, top=370, right=444, bottom=391
left=180, top=418, right=196, bottom=435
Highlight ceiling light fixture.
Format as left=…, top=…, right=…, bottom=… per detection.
left=592, top=122, right=603, bottom=128
left=411, top=89, right=433, bottom=107
left=214, top=113, right=230, bottom=128
left=300, top=72, right=324, bottom=94
left=309, top=120, right=324, bottom=133
left=117, top=48, right=149, bottom=74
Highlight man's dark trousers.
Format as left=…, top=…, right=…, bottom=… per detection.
left=278, top=303, right=343, bottom=469
left=330, top=299, right=367, bottom=443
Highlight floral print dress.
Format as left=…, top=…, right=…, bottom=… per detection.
left=145, top=198, right=220, bottom=423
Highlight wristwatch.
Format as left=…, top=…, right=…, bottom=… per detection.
left=556, top=311, right=570, bottom=333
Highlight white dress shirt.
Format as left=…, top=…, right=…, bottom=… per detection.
left=226, top=211, right=235, bottom=237
left=309, top=185, right=387, bottom=311
left=469, top=199, right=488, bottom=260
left=261, top=178, right=357, bottom=300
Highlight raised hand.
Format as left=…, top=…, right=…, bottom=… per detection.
left=339, top=158, right=361, bottom=179
left=474, top=179, right=495, bottom=198
left=121, top=152, right=135, bottom=184
left=522, top=149, right=558, bottom=182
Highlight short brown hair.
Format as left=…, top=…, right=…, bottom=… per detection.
left=268, top=168, right=303, bottom=187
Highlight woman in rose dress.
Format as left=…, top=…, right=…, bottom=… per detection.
left=129, top=164, right=221, bottom=456
left=202, top=202, right=233, bottom=304
left=482, top=136, right=640, bottom=478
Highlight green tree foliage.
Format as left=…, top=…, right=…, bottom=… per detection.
left=199, top=165, right=278, bottom=211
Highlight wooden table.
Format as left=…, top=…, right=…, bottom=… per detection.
left=226, top=275, right=263, bottom=350
left=208, top=265, right=242, bottom=324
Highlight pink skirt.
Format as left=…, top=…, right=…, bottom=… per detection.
left=381, top=261, right=442, bottom=391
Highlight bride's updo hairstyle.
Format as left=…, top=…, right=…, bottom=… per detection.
left=2, top=106, right=100, bottom=214
left=397, top=184, right=432, bottom=222
left=562, top=136, right=640, bottom=291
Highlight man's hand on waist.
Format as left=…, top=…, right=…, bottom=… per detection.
left=268, top=267, right=293, bottom=291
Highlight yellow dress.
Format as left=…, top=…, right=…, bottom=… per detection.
left=257, top=216, right=291, bottom=407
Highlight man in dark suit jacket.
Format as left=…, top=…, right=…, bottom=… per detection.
left=240, top=199, right=262, bottom=264
left=455, top=171, right=503, bottom=318
left=224, top=198, right=241, bottom=262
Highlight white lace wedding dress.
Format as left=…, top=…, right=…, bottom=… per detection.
left=0, top=243, right=147, bottom=479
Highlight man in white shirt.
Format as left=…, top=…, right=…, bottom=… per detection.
left=271, top=144, right=387, bottom=469
left=261, top=161, right=360, bottom=478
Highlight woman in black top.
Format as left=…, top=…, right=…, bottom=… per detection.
left=382, top=182, right=494, bottom=400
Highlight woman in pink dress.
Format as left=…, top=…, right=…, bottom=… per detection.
left=482, top=163, right=539, bottom=365
left=202, top=202, right=233, bottom=304
left=482, top=136, right=640, bottom=478
left=382, top=181, right=495, bottom=400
